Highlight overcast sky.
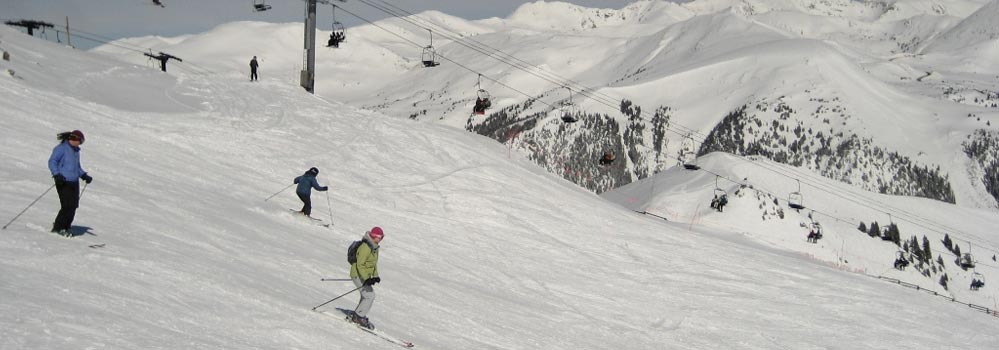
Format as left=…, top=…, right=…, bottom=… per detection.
left=2, top=0, right=641, bottom=49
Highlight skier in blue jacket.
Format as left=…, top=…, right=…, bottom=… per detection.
left=293, top=167, right=328, bottom=217
left=48, top=130, right=93, bottom=237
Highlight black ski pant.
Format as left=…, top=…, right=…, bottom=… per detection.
left=53, top=181, right=80, bottom=232
left=298, top=193, right=312, bottom=216
left=250, top=68, right=258, bottom=81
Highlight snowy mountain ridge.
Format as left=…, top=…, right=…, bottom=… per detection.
left=84, top=0, right=999, bottom=270
left=90, top=1, right=999, bottom=212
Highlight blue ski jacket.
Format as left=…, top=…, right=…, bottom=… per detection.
left=48, top=142, right=87, bottom=182
left=294, top=173, right=328, bottom=196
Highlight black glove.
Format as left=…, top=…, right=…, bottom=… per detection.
left=80, top=174, right=93, bottom=184
left=320, top=186, right=329, bottom=191
left=363, top=277, right=381, bottom=286
left=53, top=174, right=66, bottom=186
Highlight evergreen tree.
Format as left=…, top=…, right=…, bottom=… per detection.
left=942, top=234, right=953, bottom=252
left=937, top=255, right=945, bottom=266
left=888, top=223, right=901, bottom=245
left=939, top=274, right=949, bottom=290
left=910, top=236, right=924, bottom=263
left=858, top=222, right=867, bottom=233
left=922, top=236, right=932, bottom=263
left=868, top=221, right=881, bottom=238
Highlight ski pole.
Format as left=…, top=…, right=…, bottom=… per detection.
left=264, top=183, right=295, bottom=202
left=3, top=184, right=55, bottom=230
left=325, top=181, right=334, bottom=228
left=80, top=182, right=89, bottom=199
left=311, top=285, right=363, bottom=311
left=320, top=278, right=353, bottom=282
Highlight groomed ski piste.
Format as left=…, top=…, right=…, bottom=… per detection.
left=1, top=23, right=998, bottom=350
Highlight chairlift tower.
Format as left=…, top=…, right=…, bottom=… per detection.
left=144, top=51, right=182, bottom=72
left=300, top=0, right=346, bottom=94
left=5, top=20, right=54, bottom=36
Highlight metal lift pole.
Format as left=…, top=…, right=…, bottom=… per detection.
left=65, top=17, right=72, bottom=48
left=300, top=0, right=318, bottom=93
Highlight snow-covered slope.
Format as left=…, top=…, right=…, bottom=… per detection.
left=920, top=0, right=999, bottom=72
left=88, top=0, right=999, bottom=212
left=604, top=152, right=999, bottom=305
left=4, top=25, right=999, bottom=349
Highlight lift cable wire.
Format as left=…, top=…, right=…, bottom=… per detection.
left=346, top=1, right=999, bottom=260
left=364, top=0, right=708, bottom=141
left=334, top=5, right=559, bottom=112
left=44, top=27, right=214, bottom=76
left=353, top=0, right=705, bottom=141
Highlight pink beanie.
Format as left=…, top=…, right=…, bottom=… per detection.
left=369, top=227, right=384, bottom=239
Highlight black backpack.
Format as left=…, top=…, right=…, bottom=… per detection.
left=347, top=240, right=363, bottom=264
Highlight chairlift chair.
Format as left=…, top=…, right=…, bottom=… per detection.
left=710, top=191, right=728, bottom=212
left=327, top=6, right=346, bottom=48
left=788, top=179, right=805, bottom=210
left=788, top=192, right=805, bottom=210
left=477, top=89, right=490, bottom=101
left=680, top=153, right=699, bottom=170
left=327, top=25, right=346, bottom=48
left=680, top=135, right=699, bottom=170
left=560, top=108, right=578, bottom=123
left=970, top=272, right=986, bottom=291
left=421, top=30, right=440, bottom=67
left=559, top=87, right=578, bottom=123
left=253, top=0, right=271, bottom=12
left=960, top=253, right=976, bottom=269
left=473, top=91, right=491, bottom=115
left=713, top=175, right=726, bottom=196
left=421, top=47, right=440, bottom=67
left=328, top=23, right=346, bottom=47
left=893, top=251, right=909, bottom=270
left=805, top=222, right=822, bottom=243
left=473, top=74, right=491, bottom=115
left=709, top=176, right=728, bottom=212
left=332, top=23, right=345, bottom=40
left=560, top=106, right=579, bottom=124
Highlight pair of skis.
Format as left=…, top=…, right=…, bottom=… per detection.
left=316, top=309, right=414, bottom=348
left=288, top=209, right=331, bottom=228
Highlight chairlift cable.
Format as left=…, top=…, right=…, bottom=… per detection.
left=355, top=0, right=713, bottom=145
left=367, top=0, right=710, bottom=141
left=335, top=5, right=558, bottom=112
left=347, top=1, right=998, bottom=258
left=363, top=0, right=711, bottom=139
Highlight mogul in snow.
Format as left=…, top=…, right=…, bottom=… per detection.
left=293, top=167, right=328, bottom=217
left=48, top=130, right=93, bottom=237
left=348, top=226, right=383, bottom=329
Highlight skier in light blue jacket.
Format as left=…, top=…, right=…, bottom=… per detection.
left=48, top=130, right=93, bottom=237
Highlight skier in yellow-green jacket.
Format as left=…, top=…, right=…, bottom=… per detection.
left=349, top=226, right=383, bottom=329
